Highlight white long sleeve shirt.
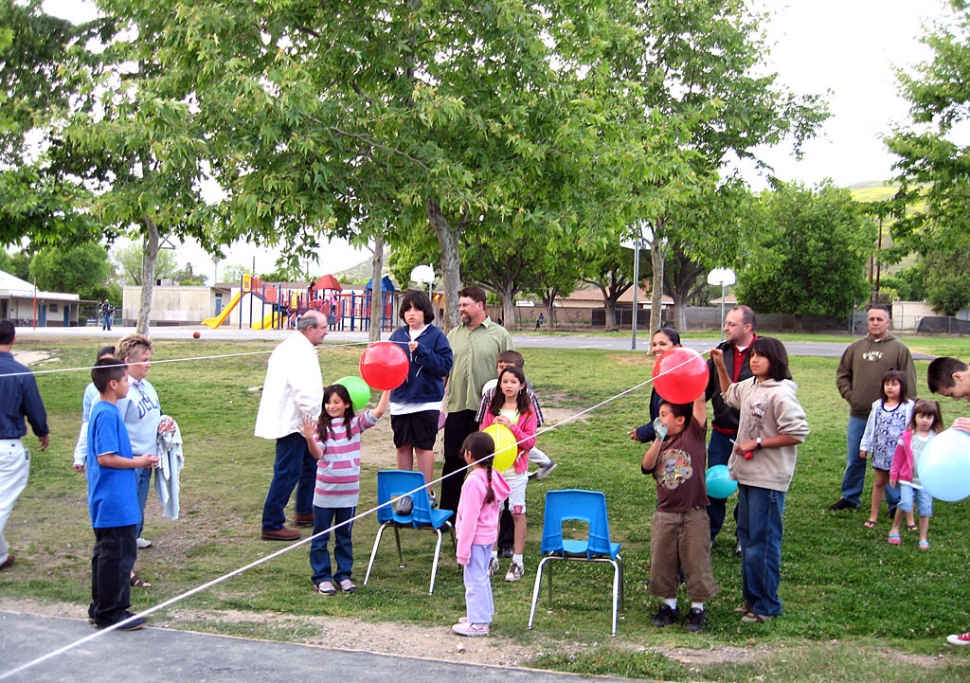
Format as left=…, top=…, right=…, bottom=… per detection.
left=254, top=332, right=324, bottom=439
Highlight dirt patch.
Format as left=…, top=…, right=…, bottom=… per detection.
left=11, top=350, right=56, bottom=367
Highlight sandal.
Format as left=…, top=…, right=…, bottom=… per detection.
left=888, top=533, right=901, bottom=546
left=733, top=604, right=752, bottom=614
left=741, top=611, right=775, bottom=623
left=129, top=573, right=151, bottom=588
left=919, top=541, right=930, bottom=551
left=863, top=519, right=877, bottom=529
left=907, top=524, right=918, bottom=532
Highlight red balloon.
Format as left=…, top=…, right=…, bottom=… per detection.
left=359, top=342, right=410, bottom=391
left=652, top=347, right=709, bottom=404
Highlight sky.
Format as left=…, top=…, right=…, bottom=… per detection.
left=39, top=0, right=953, bottom=278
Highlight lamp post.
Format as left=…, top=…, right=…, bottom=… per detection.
left=707, top=267, right=737, bottom=341
left=621, top=222, right=653, bottom=350
left=410, top=264, right=435, bottom=296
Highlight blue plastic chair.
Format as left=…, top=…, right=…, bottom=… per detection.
left=527, top=489, right=624, bottom=636
left=363, top=470, right=455, bottom=595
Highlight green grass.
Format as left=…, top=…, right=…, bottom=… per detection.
left=4, top=336, right=970, bottom=681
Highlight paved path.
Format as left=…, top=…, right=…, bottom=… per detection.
left=13, top=325, right=935, bottom=360
left=0, top=610, right=641, bottom=683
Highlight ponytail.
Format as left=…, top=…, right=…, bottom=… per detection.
left=484, top=458, right=495, bottom=504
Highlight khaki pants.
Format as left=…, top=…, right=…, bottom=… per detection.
left=649, top=506, right=718, bottom=602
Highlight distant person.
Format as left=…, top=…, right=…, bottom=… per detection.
left=705, top=306, right=757, bottom=548
left=255, top=310, right=328, bottom=541
left=300, top=385, right=390, bottom=595
left=100, top=299, right=115, bottom=331
left=452, top=431, right=510, bottom=638
left=534, top=313, right=544, bottom=331
left=711, top=337, right=809, bottom=623
left=86, top=357, right=158, bottom=631
left=859, top=370, right=914, bottom=530
left=0, top=320, right=50, bottom=572
left=640, top=394, right=717, bottom=633
left=441, top=286, right=513, bottom=514
left=830, top=305, right=916, bottom=514
left=388, top=291, right=453, bottom=509
left=888, top=399, right=942, bottom=549
left=926, top=356, right=970, bottom=646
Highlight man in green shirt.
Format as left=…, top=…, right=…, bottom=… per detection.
left=440, top=286, right=513, bottom=513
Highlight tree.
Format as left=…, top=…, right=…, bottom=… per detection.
left=922, top=248, right=970, bottom=314
left=734, top=182, right=874, bottom=331
left=28, top=242, right=115, bottom=300
left=113, top=243, right=179, bottom=285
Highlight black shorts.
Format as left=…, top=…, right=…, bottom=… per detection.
left=391, top=410, right=440, bottom=450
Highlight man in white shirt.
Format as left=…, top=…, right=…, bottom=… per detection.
left=255, top=310, right=327, bottom=540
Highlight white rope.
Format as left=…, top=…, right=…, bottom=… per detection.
left=0, top=344, right=710, bottom=680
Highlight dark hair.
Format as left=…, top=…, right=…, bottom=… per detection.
left=653, top=327, right=681, bottom=346
left=750, top=337, right=791, bottom=381
left=462, top=432, right=496, bottom=504
left=731, top=305, right=757, bottom=328
left=97, top=345, right=116, bottom=360
left=0, top=320, right=14, bottom=345
left=880, top=370, right=910, bottom=404
left=488, top=366, right=531, bottom=416
left=659, top=400, right=693, bottom=431
left=497, top=350, right=525, bottom=367
left=91, top=356, right=127, bottom=393
left=458, top=286, right=487, bottom=305
left=908, top=398, right=943, bottom=433
left=399, top=290, right=435, bottom=324
left=927, top=356, right=968, bottom=394
left=317, top=384, right=356, bottom=444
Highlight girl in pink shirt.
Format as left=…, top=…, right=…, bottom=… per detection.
left=452, top=432, right=510, bottom=637
left=301, top=384, right=389, bottom=595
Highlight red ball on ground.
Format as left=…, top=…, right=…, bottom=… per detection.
left=192, top=331, right=201, bottom=339
left=652, top=347, right=708, bottom=404
left=359, top=341, right=409, bottom=391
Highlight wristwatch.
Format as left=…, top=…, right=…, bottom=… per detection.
left=756, top=437, right=763, bottom=450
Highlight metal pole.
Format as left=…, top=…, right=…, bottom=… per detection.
left=720, top=283, right=726, bottom=342
left=631, top=239, right=640, bottom=350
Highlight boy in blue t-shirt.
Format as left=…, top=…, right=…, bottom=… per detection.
left=87, top=357, right=158, bottom=631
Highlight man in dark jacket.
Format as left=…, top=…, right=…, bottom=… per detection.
left=704, top=305, right=756, bottom=545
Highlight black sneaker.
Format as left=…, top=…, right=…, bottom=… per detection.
left=685, top=607, right=708, bottom=633
left=96, top=611, right=147, bottom=631
left=395, top=496, right=413, bottom=515
left=651, top=604, right=680, bottom=628
left=498, top=545, right=514, bottom=559
left=828, top=498, right=857, bottom=511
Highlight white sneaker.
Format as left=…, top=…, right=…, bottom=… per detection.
left=452, top=622, right=489, bottom=637
left=536, top=462, right=558, bottom=480
left=136, top=537, right=152, bottom=549
left=487, top=556, right=500, bottom=577
left=505, top=561, right=525, bottom=582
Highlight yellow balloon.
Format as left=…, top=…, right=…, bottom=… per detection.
left=482, top=423, right=518, bottom=471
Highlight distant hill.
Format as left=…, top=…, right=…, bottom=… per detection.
left=331, top=247, right=396, bottom=287
left=849, top=184, right=901, bottom=203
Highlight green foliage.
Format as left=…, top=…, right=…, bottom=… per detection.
left=923, top=247, right=970, bottom=314
left=112, top=242, right=179, bottom=286
left=735, top=182, right=874, bottom=321
left=881, top=265, right=926, bottom=302
left=28, top=242, right=114, bottom=299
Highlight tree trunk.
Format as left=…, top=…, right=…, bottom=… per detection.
left=137, top=216, right=159, bottom=334
left=604, top=297, right=617, bottom=332
left=501, top=289, right=516, bottom=327
left=649, top=235, right=665, bottom=333
left=671, top=290, right=690, bottom=332
left=794, top=314, right=803, bottom=333
left=428, top=199, right=462, bottom=331
left=369, top=233, right=383, bottom=342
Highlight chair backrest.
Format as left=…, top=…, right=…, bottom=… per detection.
left=375, top=470, right=443, bottom=528
left=540, top=489, right=614, bottom=558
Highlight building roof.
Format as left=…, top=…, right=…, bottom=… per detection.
left=558, top=286, right=673, bottom=306
left=0, top=270, right=80, bottom=302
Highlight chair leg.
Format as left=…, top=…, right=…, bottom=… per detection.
left=447, top=522, right=456, bottom=550
left=364, top=523, right=390, bottom=586
left=610, top=560, right=620, bottom=637
left=429, top=528, right=443, bottom=595
left=546, top=560, right=554, bottom=611
left=393, top=526, right=404, bottom=567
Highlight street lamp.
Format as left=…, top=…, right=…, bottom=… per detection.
left=410, top=264, right=435, bottom=296
left=621, top=222, right=654, bottom=350
left=707, top=267, right=737, bottom=341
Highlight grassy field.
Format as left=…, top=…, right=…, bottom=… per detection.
left=3, top=335, right=970, bottom=681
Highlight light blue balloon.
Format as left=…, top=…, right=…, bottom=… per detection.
left=919, top=428, right=970, bottom=502
left=706, top=464, right=738, bottom=499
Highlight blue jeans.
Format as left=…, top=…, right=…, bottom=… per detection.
left=707, top=430, right=735, bottom=541
left=135, top=466, right=152, bottom=538
left=102, top=314, right=112, bottom=331
left=737, top=484, right=785, bottom=618
left=261, top=432, right=316, bottom=530
left=898, top=484, right=933, bottom=517
left=310, top=506, right=355, bottom=584
left=841, top=415, right=900, bottom=509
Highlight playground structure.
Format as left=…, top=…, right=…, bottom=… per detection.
left=201, top=274, right=397, bottom=332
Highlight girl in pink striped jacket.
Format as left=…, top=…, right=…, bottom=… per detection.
left=301, top=384, right=390, bottom=595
